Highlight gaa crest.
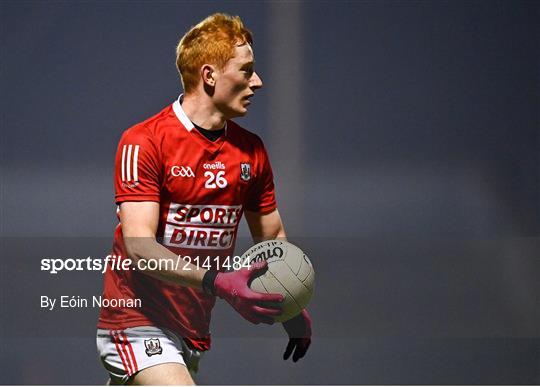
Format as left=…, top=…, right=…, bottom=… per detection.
left=144, top=338, right=163, bottom=356
left=240, top=163, right=251, bottom=182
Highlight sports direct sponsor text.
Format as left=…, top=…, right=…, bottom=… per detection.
left=163, top=203, right=242, bottom=249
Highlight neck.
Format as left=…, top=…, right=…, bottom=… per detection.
left=181, top=92, right=226, bottom=130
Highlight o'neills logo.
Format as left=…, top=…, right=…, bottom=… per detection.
left=249, top=247, right=284, bottom=264
left=203, top=161, right=225, bottom=170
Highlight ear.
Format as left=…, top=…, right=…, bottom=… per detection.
left=201, top=64, right=216, bottom=87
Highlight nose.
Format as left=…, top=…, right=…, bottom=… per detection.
left=250, top=71, right=263, bottom=89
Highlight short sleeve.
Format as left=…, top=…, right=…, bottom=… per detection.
left=245, top=140, right=277, bottom=213
left=114, top=125, right=161, bottom=204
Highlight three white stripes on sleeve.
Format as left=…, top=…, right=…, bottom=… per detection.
left=121, top=144, right=140, bottom=182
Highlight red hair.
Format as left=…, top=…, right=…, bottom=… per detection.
left=176, top=13, right=253, bottom=93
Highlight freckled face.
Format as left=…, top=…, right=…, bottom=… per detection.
left=212, top=44, right=263, bottom=118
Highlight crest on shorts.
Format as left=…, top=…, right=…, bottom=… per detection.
left=144, top=338, right=163, bottom=356
left=240, top=163, right=251, bottom=182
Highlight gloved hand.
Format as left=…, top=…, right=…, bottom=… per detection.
left=283, top=309, right=312, bottom=362
left=213, top=261, right=283, bottom=325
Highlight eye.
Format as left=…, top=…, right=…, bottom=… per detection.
left=241, top=64, right=254, bottom=76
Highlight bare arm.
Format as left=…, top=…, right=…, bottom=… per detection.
left=119, top=201, right=206, bottom=289
left=244, top=209, right=287, bottom=243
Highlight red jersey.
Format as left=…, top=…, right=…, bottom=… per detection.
left=97, top=96, right=277, bottom=350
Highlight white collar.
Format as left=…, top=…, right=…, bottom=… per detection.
left=172, top=94, right=228, bottom=133
left=172, top=94, right=194, bottom=132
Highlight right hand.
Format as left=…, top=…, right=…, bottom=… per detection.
left=214, top=261, right=283, bottom=324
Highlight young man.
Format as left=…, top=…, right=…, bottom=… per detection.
left=96, top=13, right=312, bottom=385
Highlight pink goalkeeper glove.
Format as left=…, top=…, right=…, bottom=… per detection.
left=206, top=261, right=284, bottom=325
left=283, top=309, right=312, bottom=362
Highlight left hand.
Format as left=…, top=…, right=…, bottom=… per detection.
left=282, top=309, right=312, bottom=362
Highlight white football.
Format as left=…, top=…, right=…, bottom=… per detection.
left=241, top=240, right=315, bottom=322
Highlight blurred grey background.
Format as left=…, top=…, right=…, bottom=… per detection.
left=1, top=0, right=539, bottom=384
